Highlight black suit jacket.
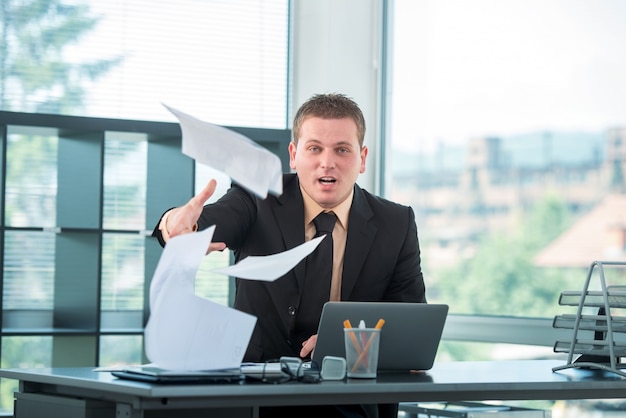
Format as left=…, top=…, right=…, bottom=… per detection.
left=154, top=173, right=426, bottom=362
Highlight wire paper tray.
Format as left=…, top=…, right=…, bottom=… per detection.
left=553, top=314, right=626, bottom=333
left=552, top=261, right=626, bottom=377
left=558, top=289, right=626, bottom=308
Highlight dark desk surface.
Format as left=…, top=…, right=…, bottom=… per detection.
left=2, top=359, right=625, bottom=408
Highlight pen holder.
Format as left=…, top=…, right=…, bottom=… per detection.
left=344, top=328, right=380, bottom=378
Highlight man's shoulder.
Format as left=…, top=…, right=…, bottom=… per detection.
left=282, top=172, right=298, bottom=186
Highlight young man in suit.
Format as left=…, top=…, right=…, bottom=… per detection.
left=153, top=93, right=426, bottom=418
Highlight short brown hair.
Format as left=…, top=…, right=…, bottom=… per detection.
left=292, top=93, right=366, bottom=146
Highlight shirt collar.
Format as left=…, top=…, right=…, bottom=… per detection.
left=301, top=186, right=353, bottom=230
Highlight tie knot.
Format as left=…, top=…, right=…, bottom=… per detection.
left=313, top=212, right=337, bottom=235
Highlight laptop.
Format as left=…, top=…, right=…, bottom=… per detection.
left=311, top=302, right=448, bottom=372
left=111, top=366, right=245, bottom=384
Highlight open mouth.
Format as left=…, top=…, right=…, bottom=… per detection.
left=319, top=177, right=336, bottom=185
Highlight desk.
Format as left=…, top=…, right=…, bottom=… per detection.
left=1, top=360, right=625, bottom=418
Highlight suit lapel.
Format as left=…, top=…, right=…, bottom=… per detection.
left=271, top=179, right=377, bottom=297
left=342, top=187, right=376, bottom=298
left=273, top=175, right=307, bottom=289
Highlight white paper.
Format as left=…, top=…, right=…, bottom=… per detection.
left=145, top=227, right=257, bottom=371
left=164, top=104, right=283, bottom=198
left=211, top=235, right=326, bottom=281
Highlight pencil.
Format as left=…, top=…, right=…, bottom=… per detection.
left=344, top=319, right=362, bottom=354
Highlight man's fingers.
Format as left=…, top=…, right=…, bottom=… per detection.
left=167, top=179, right=218, bottom=240
left=207, top=242, right=227, bottom=254
left=299, top=334, right=317, bottom=358
left=193, top=179, right=217, bottom=207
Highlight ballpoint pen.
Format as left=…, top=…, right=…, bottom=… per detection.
left=358, top=320, right=368, bottom=368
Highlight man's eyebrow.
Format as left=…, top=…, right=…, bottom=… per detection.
left=301, top=139, right=357, bottom=148
left=335, top=141, right=357, bottom=148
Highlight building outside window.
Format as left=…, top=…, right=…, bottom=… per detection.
left=388, top=0, right=626, bottom=364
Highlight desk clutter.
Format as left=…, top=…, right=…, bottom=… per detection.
left=552, top=260, right=626, bottom=377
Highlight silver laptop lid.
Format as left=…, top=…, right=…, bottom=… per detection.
left=312, top=302, right=448, bottom=372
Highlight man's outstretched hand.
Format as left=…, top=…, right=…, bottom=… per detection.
left=164, top=179, right=227, bottom=253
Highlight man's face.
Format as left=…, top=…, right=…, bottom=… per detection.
left=289, top=116, right=368, bottom=209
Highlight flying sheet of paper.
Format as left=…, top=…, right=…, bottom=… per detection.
left=164, top=104, right=283, bottom=198
left=145, top=227, right=257, bottom=371
left=211, top=235, right=326, bottom=281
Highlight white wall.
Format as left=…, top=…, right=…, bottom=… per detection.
left=289, top=0, right=384, bottom=193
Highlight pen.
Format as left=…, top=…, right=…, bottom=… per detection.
left=358, top=320, right=367, bottom=346
left=350, top=318, right=385, bottom=373
left=358, top=320, right=368, bottom=368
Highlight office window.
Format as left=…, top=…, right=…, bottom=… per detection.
left=3, top=231, right=55, bottom=310
left=101, top=133, right=147, bottom=328
left=0, top=337, right=52, bottom=409
left=388, top=0, right=626, bottom=359
left=1, top=1, right=288, bottom=414
left=99, top=335, right=143, bottom=367
left=3, top=127, right=58, bottom=228
left=103, top=133, right=147, bottom=231
left=0, top=118, right=290, bottom=417
left=3, top=126, right=58, bottom=311
left=101, top=233, right=145, bottom=311
left=1, top=0, right=288, bottom=128
left=193, top=165, right=234, bottom=306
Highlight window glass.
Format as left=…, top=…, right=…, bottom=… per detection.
left=0, top=336, right=52, bottom=414
left=1, top=0, right=289, bottom=127
left=389, top=0, right=626, bottom=319
left=3, top=126, right=57, bottom=312
left=99, top=335, right=143, bottom=366
left=101, top=233, right=144, bottom=311
left=194, top=165, right=236, bottom=306
left=196, top=253, right=231, bottom=306
left=2, top=231, right=55, bottom=310
left=4, top=127, right=58, bottom=228
left=436, top=341, right=556, bottom=363
left=0, top=1, right=288, bottom=414
left=103, top=132, right=147, bottom=230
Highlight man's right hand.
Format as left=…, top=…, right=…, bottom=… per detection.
left=163, top=179, right=227, bottom=253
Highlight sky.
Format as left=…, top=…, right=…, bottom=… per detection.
left=390, top=0, right=626, bottom=151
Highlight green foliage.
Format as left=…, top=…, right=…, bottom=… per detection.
left=0, top=337, right=52, bottom=413
left=99, top=336, right=143, bottom=367
left=430, top=194, right=589, bottom=361
left=435, top=194, right=580, bottom=317
left=0, top=0, right=123, bottom=113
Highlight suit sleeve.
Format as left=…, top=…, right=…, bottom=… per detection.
left=195, top=184, right=258, bottom=249
left=151, top=207, right=176, bottom=247
left=150, top=183, right=258, bottom=249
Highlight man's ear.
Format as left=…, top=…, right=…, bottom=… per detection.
left=359, top=145, right=368, bottom=174
left=288, top=141, right=298, bottom=170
